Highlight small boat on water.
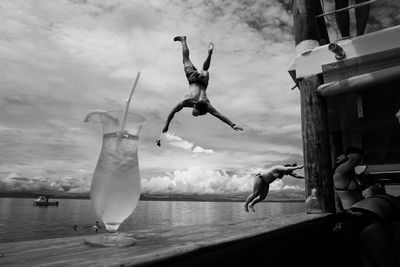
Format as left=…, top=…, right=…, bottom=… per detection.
left=33, top=196, right=59, bottom=206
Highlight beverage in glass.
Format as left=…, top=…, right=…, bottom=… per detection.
left=84, top=110, right=145, bottom=247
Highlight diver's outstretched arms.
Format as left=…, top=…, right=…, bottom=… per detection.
left=280, top=165, right=303, bottom=172
left=288, top=172, right=305, bottom=179
left=161, top=100, right=194, bottom=134
left=161, top=104, right=183, bottom=134
left=232, top=124, right=244, bottom=131
left=173, top=36, right=186, bottom=42
left=206, top=104, right=243, bottom=131
left=208, top=42, right=214, bottom=53
left=156, top=139, right=161, bottom=147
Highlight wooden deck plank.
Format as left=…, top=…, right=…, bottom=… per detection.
left=0, top=213, right=325, bottom=267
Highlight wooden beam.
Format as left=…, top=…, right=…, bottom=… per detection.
left=317, top=65, right=400, bottom=97
left=322, top=46, right=400, bottom=83
left=293, top=25, right=400, bottom=79
left=299, top=75, right=335, bottom=213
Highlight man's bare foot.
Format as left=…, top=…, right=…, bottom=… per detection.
left=208, top=42, right=214, bottom=53
left=244, top=204, right=249, bottom=213
left=249, top=205, right=255, bottom=213
left=173, top=36, right=186, bottom=42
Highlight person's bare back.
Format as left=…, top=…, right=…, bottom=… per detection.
left=244, top=164, right=304, bottom=212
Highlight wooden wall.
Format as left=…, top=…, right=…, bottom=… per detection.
left=326, top=82, right=400, bottom=164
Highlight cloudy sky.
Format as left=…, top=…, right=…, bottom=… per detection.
left=1, top=0, right=399, bottom=197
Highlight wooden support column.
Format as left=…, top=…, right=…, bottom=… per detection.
left=299, top=76, right=335, bottom=213
left=292, top=0, right=335, bottom=213
left=292, top=0, right=329, bottom=48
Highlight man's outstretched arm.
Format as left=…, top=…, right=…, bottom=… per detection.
left=162, top=102, right=185, bottom=133
left=280, top=165, right=304, bottom=172
left=275, top=165, right=304, bottom=175
left=207, top=104, right=243, bottom=131
left=288, top=172, right=305, bottom=179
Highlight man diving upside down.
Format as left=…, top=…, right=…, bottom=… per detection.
left=157, top=36, right=243, bottom=146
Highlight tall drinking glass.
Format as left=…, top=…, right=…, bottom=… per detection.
left=84, top=111, right=145, bottom=247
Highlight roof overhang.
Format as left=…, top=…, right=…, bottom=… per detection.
left=356, top=164, right=400, bottom=185
left=317, top=65, right=400, bottom=97
left=289, top=25, right=400, bottom=81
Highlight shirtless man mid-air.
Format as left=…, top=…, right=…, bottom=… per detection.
left=157, top=36, right=243, bottom=146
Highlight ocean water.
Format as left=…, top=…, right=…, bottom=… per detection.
left=0, top=198, right=305, bottom=243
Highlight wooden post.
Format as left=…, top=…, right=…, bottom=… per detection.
left=292, top=0, right=329, bottom=47
left=292, top=0, right=335, bottom=213
left=299, top=76, right=335, bottom=213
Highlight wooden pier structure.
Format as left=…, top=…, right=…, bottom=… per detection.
left=290, top=0, right=400, bottom=213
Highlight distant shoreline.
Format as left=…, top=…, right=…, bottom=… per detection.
left=0, top=193, right=305, bottom=203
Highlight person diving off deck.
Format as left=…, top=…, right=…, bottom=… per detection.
left=157, top=36, right=243, bottom=146
left=244, top=164, right=304, bottom=213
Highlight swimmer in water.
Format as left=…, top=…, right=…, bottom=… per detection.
left=90, top=221, right=101, bottom=233
left=157, top=36, right=243, bottom=146
left=244, top=164, right=304, bottom=212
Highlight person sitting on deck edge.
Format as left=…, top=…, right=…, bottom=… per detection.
left=334, top=147, right=365, bottom=211
left=333, top=185, right=400, bottom=267
left=158, top=36, right=243, bottom=146
left=244, top=163, right=304, bottom=213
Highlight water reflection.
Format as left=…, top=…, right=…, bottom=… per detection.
left=122, top=201, right=305, bottom=231
left=0, top=198, right=304, bottom=243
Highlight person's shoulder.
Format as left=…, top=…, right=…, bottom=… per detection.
left=261, top=166, right=283, bottom=175
left=270, top=165, right=285, bottom=171
left=269, top=165, right=281, bottom=169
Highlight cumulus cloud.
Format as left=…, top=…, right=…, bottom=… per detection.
left=1, top=0, right=398, bottom=197
left=164, top=133, right=194, bottom=151
left=163, top=132, right=214, bottom=154
left=0, top=0, right=301, bottom=196
left=283, top=184, right=301, bottom=190
left=193, top=146, right=214, bottom=154
left=0, top=173, right=90, bottom=194
left=141, top=167, right=302, bottom=195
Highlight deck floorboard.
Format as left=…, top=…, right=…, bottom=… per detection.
left=0, top=213, right=326, bottom=267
